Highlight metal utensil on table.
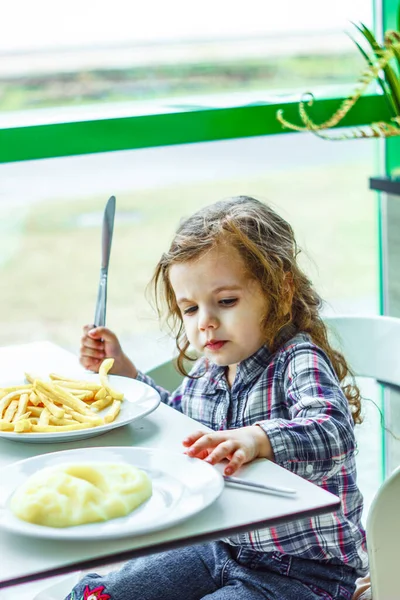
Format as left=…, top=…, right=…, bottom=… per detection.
left=93, top=195, right=116, bottom=327
left=223, top=476, right=296, bottom=497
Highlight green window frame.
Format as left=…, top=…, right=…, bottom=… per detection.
left=0, top=0, right=400, bottom=173
left=0, top=93, right=391, bottom=164
left=0, top=0, right=398, bottom=166
left=0, top=0, right=397, bottom=171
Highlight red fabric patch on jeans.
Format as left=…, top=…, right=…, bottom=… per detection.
left=83, top=584, right=111, bottom=600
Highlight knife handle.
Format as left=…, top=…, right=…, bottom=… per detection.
left=94, top=272, right=108, bottom=327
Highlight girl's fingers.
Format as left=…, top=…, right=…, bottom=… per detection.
left=184, top=433, right=222, bottom=456
left=182, top=430, right=210, bottom=447
left=186, top=449, right=210, bottom=460
left=88, top=326, right=116, bottom=344
left=80, top=333, right=104, bottom=352
left=79, top=356, right=102, bottom=372
left=224, top=448, right=247, bottom=475
left=187, top=431, right=221, bottom=456
left=182, top=428, right=252, bottom=475
left=80, top=354, right=101, bottom=366
left=204, top=440, right=237, bottom=465
left=80, top=345, right=105, bottom=360
left=83, top=324, right=95, bottom=335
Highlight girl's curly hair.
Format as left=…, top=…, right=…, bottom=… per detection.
left=149, top=196, right=362, bottom=424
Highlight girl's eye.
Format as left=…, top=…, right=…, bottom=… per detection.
left=183, top=306, right=198, bottom=315
left=219, top=298, right=237, bottom=306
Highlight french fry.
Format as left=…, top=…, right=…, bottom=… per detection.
left=50, top=379, right=101, bottom=391
left=35, top=380, right=92, bottom=416
left=35, top=390, right=65, bottom=419
left=14, top=411, right=31, bottom=422
left=99, top=359, right=124, bottom=400
left=39, top=407, right=51, bottom=426
left=0, top=391, right=24, bottom=419
left=31, top=422, right=99, bottom=433
left=14, top=419, right=33, bottom=433
left=4, top=400, right=18, bottom=423
left=66, top=389, right=95, bottom=401
left=1, top=384, right=32, bottom=393
left=29, top=391, right=40, bottom=406
left=24, top=373, right=36, bottom=384
left=14, top=393, right=29, bottom=421
left=49, top=415, right=75, bottom=426
left=91, top=394, right=113, bottom=412
left=33, top=380, right=60, bottom=402
left=52, top=384, right=93, bottom=415
left=104, top=399, right=122, bottom=424
left=28, top=406, right=44, bottom=418
left=48, top=373, right=69, bottom=381
left=94, top=387, right=107, bottom=400
left=63, top=405, right=104, bottom=426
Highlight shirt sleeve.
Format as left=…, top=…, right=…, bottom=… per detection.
left=256, top=342, right=356, bottom=482
left=135, top=371, right=184, bottom=413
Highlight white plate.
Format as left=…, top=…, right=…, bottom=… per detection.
left=0, top=573, right=80, bottom=600
left=0, top=374, right=160, bottom=443
left=0, top=446, right=224, bottom=540
left=32, top=574, right=80, bottom=600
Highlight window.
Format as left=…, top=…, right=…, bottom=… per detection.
left=2, top=0, right=372, bottom=113
left=0, top=134, right=378, bottom=354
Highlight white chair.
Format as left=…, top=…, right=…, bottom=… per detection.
left=324, top=315, right=400, bottom=600
left=365, top=464, right=400, bottom=600
left=146, top=359, right=185, bottom=392
left=323, top=315, right=400, bottom=388
left=324, top=315, right=400, bottom=475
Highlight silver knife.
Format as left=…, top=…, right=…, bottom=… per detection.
left=93, top=196, right=116, bottom=327
left=223, top=476, right=296, bottom=497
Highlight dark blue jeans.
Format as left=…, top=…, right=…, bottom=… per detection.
left=66, top=542, right=357, bottom=599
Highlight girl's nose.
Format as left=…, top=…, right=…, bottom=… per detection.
left=198, top=309, right=219, bottom=331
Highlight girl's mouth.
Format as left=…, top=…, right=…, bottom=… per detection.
left=205, top=340, right=226, bottom=351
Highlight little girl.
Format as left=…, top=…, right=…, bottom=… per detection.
left=68, top=196, right=368, bottom=600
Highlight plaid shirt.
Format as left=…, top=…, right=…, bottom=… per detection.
left=138, top=333, right=368, bottom=576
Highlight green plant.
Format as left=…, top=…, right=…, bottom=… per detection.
left=277, top=9, right=400, bottom=139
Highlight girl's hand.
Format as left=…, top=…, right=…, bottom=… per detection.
left=79, top=324, right=138, bottom=378
left=182, top=426, right=274, bottom=476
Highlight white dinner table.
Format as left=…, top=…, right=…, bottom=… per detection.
left=0, top=341, right=341, bottom=591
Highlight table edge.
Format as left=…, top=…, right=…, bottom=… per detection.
left=0, top=499, right=341, bottom=590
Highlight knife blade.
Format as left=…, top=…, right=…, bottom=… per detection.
left=93, top=195, right=116, bottom=327
left=223, top=476, right=296, bottom=497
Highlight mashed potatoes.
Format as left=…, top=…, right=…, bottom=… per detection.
left=10, top=462, right=152, bottom=528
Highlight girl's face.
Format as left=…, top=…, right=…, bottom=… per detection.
left=169, top=244, right=268, bottom=385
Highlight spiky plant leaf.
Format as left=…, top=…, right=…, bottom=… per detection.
left=356, top=22, right=400, bottom=114
left=349, top=32, right=397, bottom=117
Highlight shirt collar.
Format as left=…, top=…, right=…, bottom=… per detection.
left=201, top=343, right=273, bottom=393
left=235, top=344, right=272, bottom=384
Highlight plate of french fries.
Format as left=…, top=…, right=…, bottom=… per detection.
left=0, top=358, right=160, bottom=443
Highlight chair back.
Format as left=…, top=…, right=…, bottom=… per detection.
left=146, top=359, right=185, bottom=392
left=326, top=315, right=400, bottom=599
left=323, top=315, right=400, bottom=387
left=366, top=464, right=400, bottom=600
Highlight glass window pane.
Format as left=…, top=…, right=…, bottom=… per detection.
left=0, top=134, right=378, bottom=353
left=0, top=134, right=379, bottom=514
left=2, top=0, right=373, bottom=112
